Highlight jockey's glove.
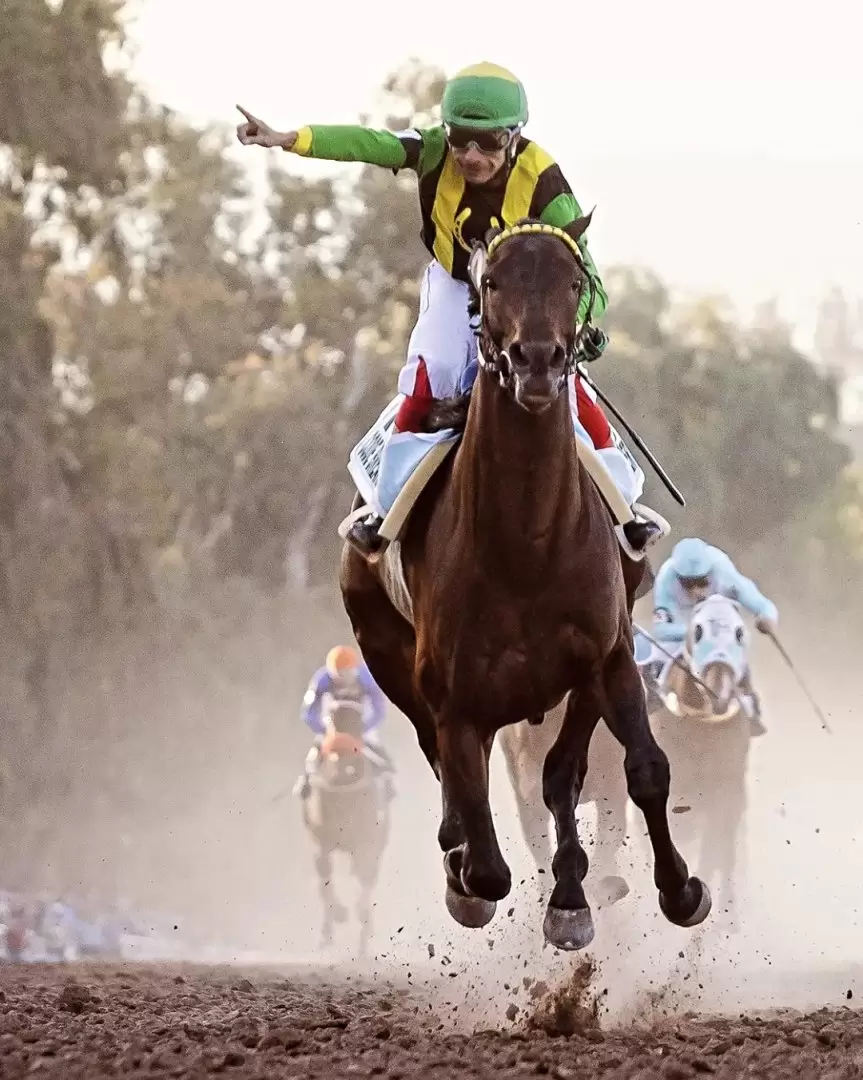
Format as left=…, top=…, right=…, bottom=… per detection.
left=578, top=325, right=609, bottom=362
left=755, top=616, right=777, bottom=636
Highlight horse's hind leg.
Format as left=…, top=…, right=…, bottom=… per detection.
left=341, top=551, right=471, bottom=915
left=542, top=691, right=602, bottom=950
left=341, top=547, right=440, bottom=773
left=601, top=642, right=712, bottom=929
left=498, top=723, right=553, bottom=878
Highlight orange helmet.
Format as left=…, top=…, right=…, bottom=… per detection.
left=325, top=645, right=360, bottom=678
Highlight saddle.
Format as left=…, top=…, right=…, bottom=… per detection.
left=339, top=394, right=669, bottom=563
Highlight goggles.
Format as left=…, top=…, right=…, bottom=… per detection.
left=444, top=124, right=518, bottom=153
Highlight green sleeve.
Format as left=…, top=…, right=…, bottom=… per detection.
left=539, top=192, right=609, bottom=322
left=293, top=124, right=446, bottom=176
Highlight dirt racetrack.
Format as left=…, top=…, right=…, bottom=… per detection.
left=0, top=962, right=861, bottom=1079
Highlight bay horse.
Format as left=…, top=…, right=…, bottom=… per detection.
left=340, top=217, right=710, bottom=950
left=301, top=696, right=393, bottom=956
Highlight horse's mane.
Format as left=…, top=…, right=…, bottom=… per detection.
left=426, top=391, right=472, bottom=433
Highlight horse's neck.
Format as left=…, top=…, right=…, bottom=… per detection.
left=454, top=375, right=581, bottom=548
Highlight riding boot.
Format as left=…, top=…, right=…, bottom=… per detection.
left=623, top=518, right=663, bottom=553
left=346, top=515, right=385, bottom=557
left=293, top=745, right=321, bottom=798
left=292, top=773, right=311, bottom=799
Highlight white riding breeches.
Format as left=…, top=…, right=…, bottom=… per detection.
left=395, top=260, right=645, bottom=508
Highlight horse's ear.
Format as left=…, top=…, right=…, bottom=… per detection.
left=468, top=241, right=488, bottom=295
left=566, top=207, right=595, bottom=246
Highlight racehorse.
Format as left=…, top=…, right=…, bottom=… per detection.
left=636, top=594, right=755, bottom=926
left=340, top=217, right=710, bottom=950
left=645, top=593, right=752, bottom=722
left=301, top=695, right=393, bottom=957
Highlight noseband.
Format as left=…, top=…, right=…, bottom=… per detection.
left=473, top=222, right=597, bottom=394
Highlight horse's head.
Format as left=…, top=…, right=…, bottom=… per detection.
left=315, top=728, right=369, bottom=792
left=686, top=594, right=750, bottom=717
left=467, top=216, right=595, bottom=414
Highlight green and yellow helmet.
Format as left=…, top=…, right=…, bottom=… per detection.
left=441, top=62, right=528, bottom=131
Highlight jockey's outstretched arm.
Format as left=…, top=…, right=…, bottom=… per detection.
left=300, top=670, right=329, bottom=735
left=286, top=125, right=609, bottom=324
left=651, top=562, right=689, bottom=644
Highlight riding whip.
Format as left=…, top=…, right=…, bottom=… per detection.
left=632, top=622, right=722, bottom=707
left=764, top=628, right=832, bottom=734
left=576, top=363, right=686, bottom=508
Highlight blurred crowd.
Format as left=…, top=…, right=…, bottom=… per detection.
left=0, top=889, right=165, bottom=964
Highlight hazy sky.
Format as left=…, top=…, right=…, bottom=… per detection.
left=126, top=0, right=862, bottom=346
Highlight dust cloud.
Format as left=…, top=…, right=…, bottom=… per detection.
left=7, top=591, right=863, bottom=1035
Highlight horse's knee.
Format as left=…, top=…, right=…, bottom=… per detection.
left=624, top=745, right=671, bottom=806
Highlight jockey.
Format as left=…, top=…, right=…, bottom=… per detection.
left=236, top=63, right=665, bottom=559
left=292, top=645, right=393, bottom=798
left=648, top=537, right=779, bottom=734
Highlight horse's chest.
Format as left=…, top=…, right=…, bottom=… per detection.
left=453, top=634, right=585, bottom=721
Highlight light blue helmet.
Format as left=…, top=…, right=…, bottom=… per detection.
left=670, top=537, right=714, bottom=581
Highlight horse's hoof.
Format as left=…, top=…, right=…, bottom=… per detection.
left=543, top=905, right=595, bottom=951
left=595, top=874, right=630, bottom=907
left=660, top=877, right=712, bottom=928
left=445, top=884, right=497, bottom=928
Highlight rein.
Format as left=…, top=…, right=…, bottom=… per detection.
left=473, top=222, right=597, bottom=394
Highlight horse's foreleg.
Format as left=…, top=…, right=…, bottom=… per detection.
left=542, top=692, right=601, bottom=950
left=600, top=641, right=712, bottom=930
left=342, top=555, right=461, bottom=850
left=341, top=548, right=439, bottom=768
left=437, top=718, right=510, bottom=928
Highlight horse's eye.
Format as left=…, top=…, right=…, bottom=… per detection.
left=485, top=277, right=498, bottom=293
left=735, top=626, right=744, bottom=644
left=571, top=280, right=580, bottom=293
left=693, top=624, right=704, bottom=644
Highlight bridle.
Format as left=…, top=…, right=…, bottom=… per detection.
left=472, top=222, right=597, bottom=394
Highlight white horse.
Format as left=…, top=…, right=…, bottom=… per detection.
left=637, top=593, right=755, bottom=722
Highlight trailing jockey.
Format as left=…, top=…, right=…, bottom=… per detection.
left=646, top=537, right=779, bottom=735
left=293, top=645, right=393, bottom=798
left=236, top=62, right=668, bottom=558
